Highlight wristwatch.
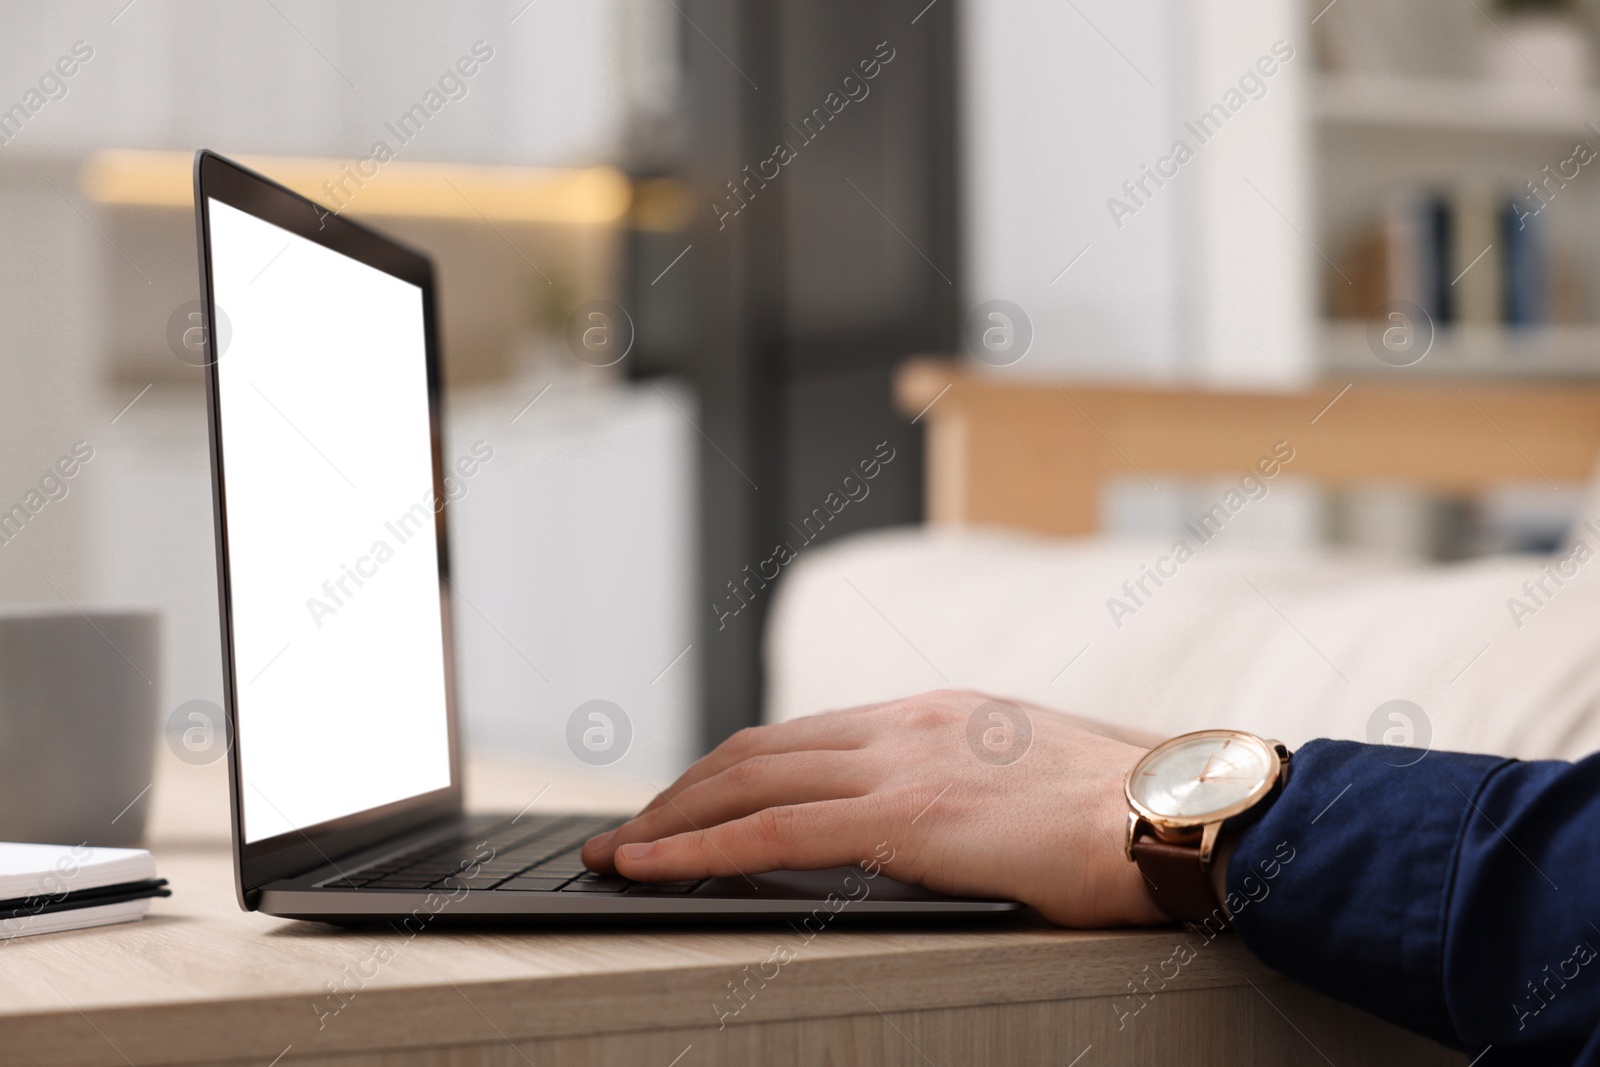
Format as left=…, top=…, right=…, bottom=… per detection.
left=1123, top=729, right=1291, bottom=923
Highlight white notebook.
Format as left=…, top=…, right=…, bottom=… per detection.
left=0, top=842, right=166, bottom=939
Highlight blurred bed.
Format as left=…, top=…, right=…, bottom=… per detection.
left=765, top=362, right=1600, bottom=762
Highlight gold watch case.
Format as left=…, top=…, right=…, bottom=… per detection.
left=1122, top=729, right=1291, bottom=867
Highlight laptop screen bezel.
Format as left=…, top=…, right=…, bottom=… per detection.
left=193, top=149, right=463, bottom=905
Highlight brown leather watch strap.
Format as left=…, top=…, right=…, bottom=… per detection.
left=1130, top=836, right=1225, bottom=925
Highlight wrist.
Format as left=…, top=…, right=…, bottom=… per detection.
left=1025, top=757, right=1170, bottom=928
left=1097, top=768, right=1170, bottom=926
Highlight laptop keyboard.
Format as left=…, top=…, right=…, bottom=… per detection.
left=316, top=814, right=705, bottom=895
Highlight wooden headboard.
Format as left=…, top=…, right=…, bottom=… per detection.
left=894, top=358, right=1600, bottom=537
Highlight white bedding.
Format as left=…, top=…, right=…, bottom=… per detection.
left=765, top=525, right=1600, bottom=762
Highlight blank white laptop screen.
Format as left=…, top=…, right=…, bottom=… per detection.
left=208, top=198, right=452, bottom=844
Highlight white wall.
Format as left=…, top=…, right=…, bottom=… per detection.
left=959, top=0, right=1313, bottom=386
left=447, top=377, right=700, bottom=783
left=0, top=0, right=634, bottom=165
left=1175, top=0, right=1314, bottom=386
left=959, top=0, right=1181, bottom=378
left=0, top=163, right=101, bottom=603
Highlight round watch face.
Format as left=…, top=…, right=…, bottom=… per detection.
left=1127, top=731, right=1275, bottom=823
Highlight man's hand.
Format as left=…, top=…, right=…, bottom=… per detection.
left=580, top=689, right=1169, bottom=927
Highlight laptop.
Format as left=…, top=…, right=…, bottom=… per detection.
left=191, top=150, right=1018, bottom=923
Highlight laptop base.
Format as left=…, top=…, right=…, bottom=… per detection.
left=258, top=811, right=1022, bottom=923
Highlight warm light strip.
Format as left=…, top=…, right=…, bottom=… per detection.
left=79, top=150, right=637, bottom=226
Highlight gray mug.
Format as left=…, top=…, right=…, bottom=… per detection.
left=0, top=609, right=160, bottom=846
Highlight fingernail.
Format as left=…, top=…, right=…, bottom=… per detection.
left=618, top=841, right=655, bottom=862
left=586, top=830, right=614, bottom=851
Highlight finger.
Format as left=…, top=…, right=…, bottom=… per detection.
left=583, top=750, right=872, bottom=872
left=632, top=713, right=877, bottom=819
left=610, top=798, right=882, bottom=882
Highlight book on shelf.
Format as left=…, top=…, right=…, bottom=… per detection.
left=1329, top=186, right=1582, bottom=329
left=1311, top=0, right=1478, bottom=78
left=1502, top=198, right=1546, bottom=327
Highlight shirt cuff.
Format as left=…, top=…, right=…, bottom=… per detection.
left=1224, top=738, right=1509, bottom=1047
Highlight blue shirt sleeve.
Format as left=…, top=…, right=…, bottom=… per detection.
left=1226, top=739, right=1600, bottom=1065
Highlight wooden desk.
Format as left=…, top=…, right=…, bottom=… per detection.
left=0, top=755, right=1466, bottom=1066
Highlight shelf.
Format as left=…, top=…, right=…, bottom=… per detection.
left=1322, top=321, right=1600, bottom=378
left=77, top=150, right=691, bottom=231
left=1314, top=74, right=1600, bottom=137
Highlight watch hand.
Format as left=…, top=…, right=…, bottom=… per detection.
left=1198, top=752, right=1217, bottom=782
left=1209, top=761, right=1236, bottom=779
